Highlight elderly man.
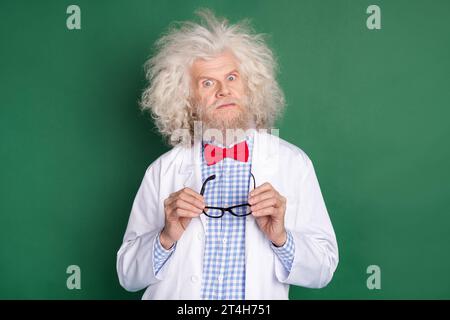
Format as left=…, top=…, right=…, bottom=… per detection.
left=116, top=9, right=338, bottom=300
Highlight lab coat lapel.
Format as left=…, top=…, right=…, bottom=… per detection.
left=178, top=139, right=207, bottom=231
left=250, top=131, right=278, bottom=182
left=246, top=130, right=278, bottom=298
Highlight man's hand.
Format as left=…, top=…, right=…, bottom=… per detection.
left=160, top=187, right=205, bottom=250
left=248, top=182, right=287, bottom=247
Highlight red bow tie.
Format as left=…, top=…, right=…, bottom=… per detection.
left=204, top=140, right=249, bottom=166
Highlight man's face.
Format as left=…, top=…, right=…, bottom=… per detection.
left=190, top=51, right=251, bottom=131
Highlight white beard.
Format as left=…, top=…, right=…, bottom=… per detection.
left=193, top=96, right=255, bottom=145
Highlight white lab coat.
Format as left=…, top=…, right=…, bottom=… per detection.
left=116, top=131, right=338, bottom=299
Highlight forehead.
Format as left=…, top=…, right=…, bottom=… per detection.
left=191, top=51, right=240, bottom=79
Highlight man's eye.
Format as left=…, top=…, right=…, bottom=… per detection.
left=227, top=75, right=236, bottom=81
left=203, top=80, right=214, bottom=87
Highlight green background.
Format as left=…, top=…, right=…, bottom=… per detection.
left=1, top=0, right=449, bottom=299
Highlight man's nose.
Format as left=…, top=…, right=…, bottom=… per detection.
left=216, top=82, right=231, bottom=98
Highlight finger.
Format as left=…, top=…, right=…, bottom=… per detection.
left=166, top=191, right=204, bottom=210
left=248, top=182, right=273, bottom=198
left=181, top=187, right=205, bottom=203
left=164, top=195, right=179, bottom=209
left=248, top=189, right=277, bottom=205
left=174, top=208, right=201, bottom=218
left=164, top=192, right=178, bottom=206
left=252, top=207, right=277, bottom=217
left=177, top=192, right=205, bottom=210
left=250, top=197, right=281, bottom=212
left=171, top=198, right=204, bottom=213
left=163, top=197, right=171, bottom=207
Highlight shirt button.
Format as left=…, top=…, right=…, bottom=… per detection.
left=191, top=275, right=198, bottom=283
left=218, top=275, right=223, bottom=283
left=222, top=238, right=227, bottom=245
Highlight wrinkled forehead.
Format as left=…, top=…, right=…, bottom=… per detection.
left=190, top=50, right=242, bottom=80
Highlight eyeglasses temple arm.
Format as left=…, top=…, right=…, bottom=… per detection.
left=200, top=174, right=216, bottom=195
left=250, top=172, right=256, bottom=190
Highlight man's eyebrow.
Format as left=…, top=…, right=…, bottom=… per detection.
left=197, top=69, right=240, bottom=81
left=226, top=69, right=239, bottom=76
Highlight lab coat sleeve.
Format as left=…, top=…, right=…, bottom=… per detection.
left=116, top=160, right=172, bottom=292
left=274, top=154, right=339, bottom=288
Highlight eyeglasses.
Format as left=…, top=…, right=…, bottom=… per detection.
left=200, top=172, right=256, bottom=218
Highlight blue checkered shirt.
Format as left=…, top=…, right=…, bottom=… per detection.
left=153, top=134, right=295, bottom=299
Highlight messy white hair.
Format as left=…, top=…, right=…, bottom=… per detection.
left=139, top=8, right=285, bottom=146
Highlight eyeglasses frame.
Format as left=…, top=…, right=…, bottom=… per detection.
left=199, top=172, right=256, bottom=218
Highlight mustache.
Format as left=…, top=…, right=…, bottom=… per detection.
left=210, top=98, right=241, bottom=109
left=193, top=96, right=248, bottom=118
